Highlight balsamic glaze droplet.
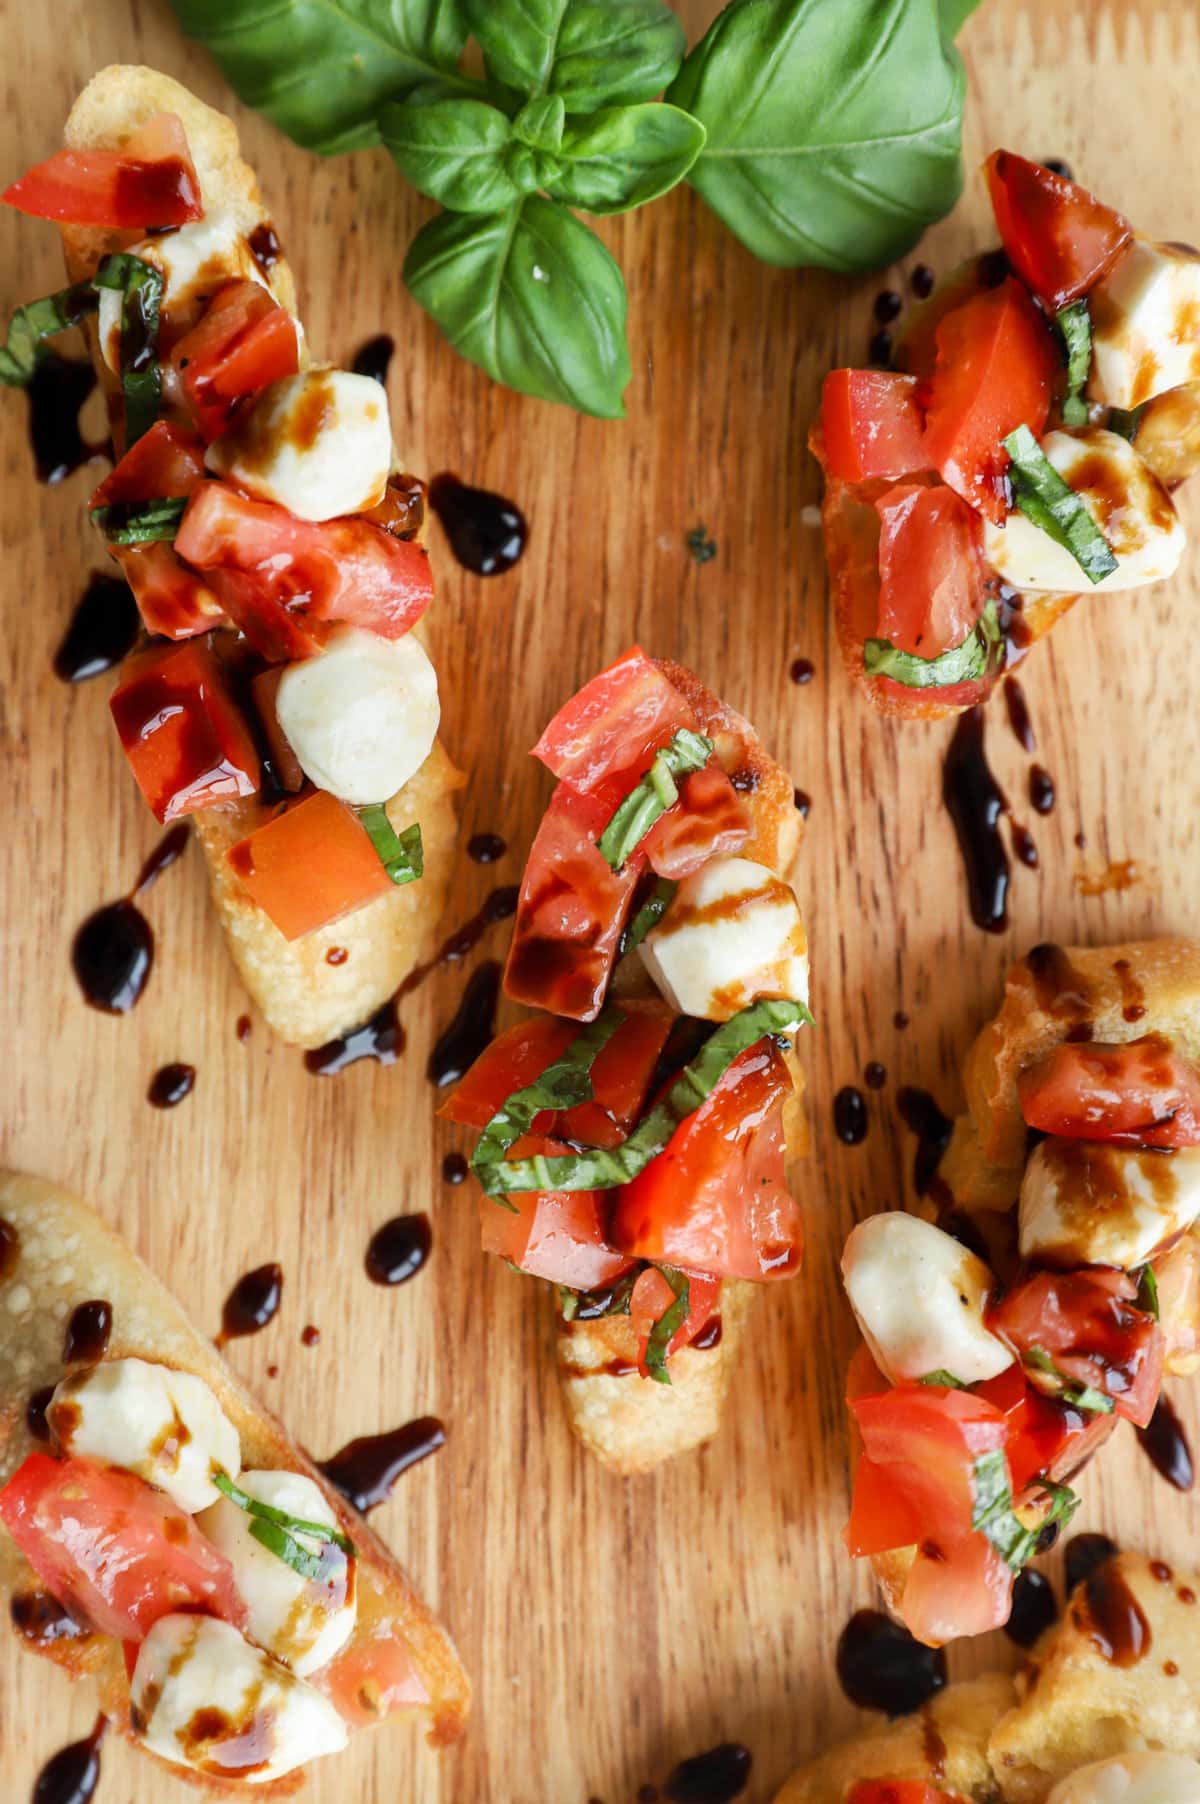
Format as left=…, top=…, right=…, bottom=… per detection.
left=63, top=1301, right=112, bottom=1366
left=1084, top=1561, right=1151, bottom=1666
left=1137, top=1393, right=1194, bottom=1491
left=27, top=353, right=102, bottom=486
left=691, top=1315, right=722, bottom=1350
left=11, top=1592, right=88, bottom=1647
left=53, top=575, right=139, bottom=684
left=318, top=1416, right=445, bottom=1514
left=789, top=657, right=815, bottom=685
left=1005, top=1568, right=1059, bottom=1647
left=248, top=221, right=282, bottom=274
left=71, top=900, right=153, bottom=1013
left=467, top=831, right=507, bottom=864
left=1064, top=1532, right=1120, bottom=1594
left=1043, top=156, right=1074, bottom=180
left=893, top=1009, right=910, bottom=1030
left=943, top=707, right=1010, bottom=933
left=236, top=1014, right=252, bottom=1043
left=833, top=1086, right=868, bottom=1145
left=0, top=1217, right=18, bottom=1281
left=351, top=333, right=394, bottom=386
left=147, top=1062, right=195, bottom=1108
left=442, top=1152, right=468, bottom=1186
left=864, top=1061, right=887, bottom=1090
left=911, top=263, right=935, bottom=299
left=835, top=1608, right=946, bottom=1715
left=868, top=327, right=892, bottom=366
left=895, top=1087, right=953, bottom=1195
left=793, top=788, right=811, bottom=818
left=32, top=1713, right=105, bottom=1804
left=26, top=1386, right=54, bottom=1442
left=1003, top=675, right=1036, bottom=753
left=873, top=289, right=903, bottom=325
left=428, top=962, right=501, bottom=1088
left=221, top=1263, right=283, bottom=1340
left=301, top=1324, right=321, bottom=1347
left=428, top=473, right=527, bottom=576
left=1011, top=819, right=1039, bottom=868
left=305, top=999, right=405, bottom=1076
left=663, top=1743, right=752, bottom=1804
left=365, top=1214, right=432, bottom=1286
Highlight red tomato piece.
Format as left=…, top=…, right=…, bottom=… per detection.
left=441, top=1017, right=578, bottom=1130
left=319, top=1630, right=429, bottom=1727
left=641, top=762, right=751, bottom=879
left=972, top=1362, right=1108, bottom=1494
left=849, top=1783, right=969, bottom=1804
left=170, top=282, right=300, bottom=443
left=1017, top=1036, right=1200, bottom=1147
left=249, top=665, right=305, bottom=793
left=115, top=542, right=226, bottom=641
left=985, top=149, right=1133, bottom=312
left=3, top=113, right=201, bottom=228
left=531, top=646, right=695, bottom=794
left=174, top=483, right=434, bottom=659
left=845, top=1451, right=925, bottom=1558
left=850, top=1384, right=1008, bottom=1542
left=89, top=420, right=206, bottom=510
left=988, top=1268, right=1164, bottom=1428
left=479, top=1134, right=632, bottom=1289
left=900, top=1529, right=1014, bottom=1646
left=920, top=279, right=1059, bottom=523
left=0, top=1454, right=243, bottom=1642
left=629, top=1265, right=722, bottom=1375
left=821, top=371, right=928, bottom=482
left=110, top=639, right=261, bottom=821
left=874, top=481, right=985, bottom=659
left=611, top=1039, right=801, bottom=1281
left=226, top=789, right=397, bottom=941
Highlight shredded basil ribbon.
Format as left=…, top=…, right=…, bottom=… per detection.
left=92, top=495, right=187, bottom=545
left=864, top=599, right=1003, bottom=691
left=475, top=996, right=811, bottom=1198
left=359, top=806, right=424, bottom=886
left=918, top=1369, right=969, bottom=1390
left=596, top=727, right=713, bottom=871
left=0, top=280, right=98, bottom=386
left=1056, top=300, right=1092, bottom=427
left=213, top=1469, right=354, bottom=1581
left=619, top=877, right=677, bottom=957
left=1023, top=1344, right=1114, bottom=1416
left=1003, top=423, right=1119, bottom=584
left=1108, top=402, right=1146, bottom=444
left=93, top=254, right=164, bottom=447
left=971, top=1451, right=1080, bottom=1572
left=559, top=1265, right=639, bottom=1323
left=644, top=1265, right=689, bottom=1386
left=1135, top=1263, right=1160, bottom=1321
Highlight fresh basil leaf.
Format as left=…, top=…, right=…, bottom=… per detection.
left=1135, top=1263, right=1160, bottom=1321
left=864, top=599, right=1002, bottom=691
left=213, top=1468, right=354, bottom=1580
left=464, top=0, right=686, bottom=111
left=918, top=1369, right=969, bottom=1389
left=668, top=0, right=970, bottom=273
left=472, top=1006, right=626, bottom=1188
left=546, top=104, right=706, bottom=215
left=168, top=0, right=477, bottom=154
left=1023, top=1345, right=1114, bottom=1416
left=972, top=1452, right=1080, bottom=1571
left=380, top=97, right=535, bottom=212
left=91, top=496, right=188, bottom=546
left=404, top=195, right=631, bottom=417
left=359, top=807, right=424, bottom=887
left=94, top=254, right=163, bottom=446
left=644, top=1265, right=689, bottom=1385
left=1056, top=300, right=1092, bottom=427
left=1004, top=423, right=1119, bottom=584
left=561, top=1265, right=640, bottom=1322
left=0, top=281, right=98, bottom=388
left=597, top=729, right=713, bottom=870
left=619, top=877, right=677, bottom=958
left=513, top=96, right=566, bottom=154
left=938, top=0, right=984, bottom=33
left=1108, top=402, right=1147, bottom=444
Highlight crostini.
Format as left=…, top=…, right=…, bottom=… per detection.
left=839, top=940, right=1200, bottom=1647
left=440, top=648, right=810, bottom=1473
left=0, top=67, right=461, bottom=1047
left=0, top=1169, right=468, bottom=1787
left=811, top=152, right=1200, bottom=718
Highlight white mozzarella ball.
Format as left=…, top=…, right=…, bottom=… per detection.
left=984, top=428, right=1185, bottom=594
left=638, top=856, right=809, bottom=1025
left=841, top=1213, right=1013, bottom=1386
left=1090, top=238, right=1200, bottom=410
left=205, top=369, right=391, bottom=521
left=274, top=627, right=440, bottom=805
left=97, top=207, right=274, bottom=372
left=1019, top=1138, right=1200, bottom=1270
left=130, top=1614, right=348, bottom=1783
left=196, top=1469, right=357, bottom=1678
left=48, top=1357, right=240, bottom=1513
left=1046, top=1752, right=1200, bottom=1804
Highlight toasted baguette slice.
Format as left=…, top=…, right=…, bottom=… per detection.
left=554, top=662, right=809, bottom=1474
left=59, top=67, right=462, bottom=1048
left=0, top=1170, right=469, bottom=1789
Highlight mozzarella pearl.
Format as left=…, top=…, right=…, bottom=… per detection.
left=47, top=1357, right=240, bottom=1513
left=841, top=1213, right=1013, bottom=1386
left=984, top=428, right=1185, bottom=594
left=97, top=208, right=273, bottom=373
left=196, top=1469, right=356, bottom=1678
left=273, top=627, right=440, bottom=805
left=1046, top=1752, right=1200, bottom=1804
left=205, top=369, right=392, bottom=522
left=638, top=856, right=809, bottom=1025
left=130, top=1614, right=348, bottom=1783
left=1019, top=1138, right=1200, bottom=1270
left=1089, top=238, right=1200, bottom=410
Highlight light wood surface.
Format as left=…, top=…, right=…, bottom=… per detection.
left=3, top=3, right=1200, bottom=1800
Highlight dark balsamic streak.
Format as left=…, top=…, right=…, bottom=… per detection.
left=836, top=1608, right=946, bottom=1715
left=428, top=472, right=527, bottom=576
left=318, top=1417, right=445, bottom=1514
left=27, top=352, right=105, bottom=486
left=1003, top=675, right=1035, bottom=753
left=1137, top=1393, right=1194, bottom=1491
left=428, top=962, right=501, bottom=1088
left=220, top=1263, right=283, bottom=1342
left=895, top=1087, right=953, bottom=1196
left=942, top=707, right=1010, bottom=933
left=53, top=574, right=139, bottom=684
left=1005, top=1568, right=1058, bottom=1647
left=31, top=1712, right=106, bottom=1804
left=351, top=333, right=394, bottom=386
left=833, top=1086, right=868, bottom=1146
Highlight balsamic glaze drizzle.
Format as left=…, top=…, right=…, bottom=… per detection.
left=835, top=1608, right=946, bottom=1715
left=53, top=574, right=139, bottom=684
left=427, top=473, right=528, bottom=576
left=942, top=707, right=1010, bottom=933
left=663, top=1743, right=752, bottom=1803
left=427, top=961, right=502, bottom=1088
left=318, top=1416, right=445, bottom=1514
left=1137, top=1393, right=1194, bottom=1491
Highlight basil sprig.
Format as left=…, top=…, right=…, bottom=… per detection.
left=93, top=254, right=164, bottom=447
left=864, top=599, right=1002, bottom=691
left=1056, top=301, right=1092, bottom=427
left=1003, top=423, right=1119, bottom=584
left=476, top=996, right=811, bottom=1197
left=644, top=1265, right=689, bottom=1385
left=214, top=1469, right=354, bottom=1580
left=971, top=1452, right=1080, bottom=1571
left=92, top=496, right=188, bottom=545
left=359, top=806, right=424, bottom=887
left=596, top=729, right=713, bottom=871
left=619, top=877, right=677, bottom=958
left=1023, top=1345, right=1114, bottom=1416
left=0, top=280, right=98, bottom=386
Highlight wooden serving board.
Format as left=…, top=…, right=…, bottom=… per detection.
left=4, top=2, right=1200, bottom=1798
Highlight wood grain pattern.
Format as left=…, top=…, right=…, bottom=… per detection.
left=3, top=2, right=1200, bottom=1800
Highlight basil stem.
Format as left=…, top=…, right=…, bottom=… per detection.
left=918, top=1369, right=969, bottom=1390
left=972, top=1451, right=1080, bottom=1571
left=0, top=281, right=98, bottom=386
left=213, top=1468, right=354, bottom=1581
left=476, top=996, right=811, bottom=1197
left=596, top=728, right=713, bottom=871
left=864, top=598, right=1002, bottom=691
left=644, top=1265, right=689, bottom=1386
left=1003, top=423, right=1118, bottom=584
left=619, top=877, right=677, bottom=958
left=1108, top=402, right=1147, bottom=444
left=1056, top=300, right=1092, bottom=427
left=359, top=806, right=424, bottom=887
left=92, top=495, right=188, bottom=545
left=94, top=253, right=164, bottom=446
left=1024, top=1345, right=1114, bottom=1416
left=1135, top=1263, right=1160, bottom=1321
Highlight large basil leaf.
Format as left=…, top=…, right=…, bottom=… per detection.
left=464, top=0, right=686, bottom=112
left=404, top=195, right=631, bottom=416
left=169, top=0, right=477, bottom=154
left=548, top=104, right=706, bottom=215
left=667, top=0, right=980, bottom=272
left=380, top=98, right=537, bottom=212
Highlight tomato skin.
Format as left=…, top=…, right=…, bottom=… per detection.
left=845, top=1452, right=925, bottom=1557
left=3, top=113, right=201, bottom=228
left=115, top=543, right=227, bottom=641
left=920, top=279, right=1058, bottom=524
left=850, top=1385, right=1008, bottom=1540
left=478, top=1132, right=631, bottom=1288
left=89, top=420, right=206, bottom=511
left=1017, top=1036, right=1200, bottom=1147
left=849, top=1782, right=969, bottom=1804
left=988, top=1268, right=1164, bottom=1428
left=985, top=149, right=1133, bottom=311
left=111, top=639, right=261, bottom=822
left=170, top=282, right=300, bottom=442
left=821, top=371, right=928, bottom=482
left=874, top=481, right=986, bottom=659
left=0, top=1454, right=243, bottom=1642
left=319, top=1630, right=429, bottom=1726
left=532, top=646, right=693, bottom=794
left=641, top=763, right=750, bottom=880
left=901, top=1530, right=1014, bottom=1646
left=629, top=1266, right=722, bottom=1375
left=226, top=789, right=397, bottom=941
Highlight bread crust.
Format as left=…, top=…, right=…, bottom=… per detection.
left=0, top=1170, right=469, bottom=1787
left=59, top=66, right=462, bottom=1048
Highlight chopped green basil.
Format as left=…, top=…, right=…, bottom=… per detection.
left=619, top=877, right=677, bottom=958
left=213, top=1468, right=354, bottom=1580
left=0, top=281, right=98, bottom=386
left=91, top=496, right=188, bottom=546
left=596, top=728, right=714, bottom=871
left=1023, top=1344, right=1114, bottom=1416
left=1135, top=1263, right=1160, bottom=1321
left=644, top=1265, right=689, bottom=1386
left=972, top=1451, right=1080, bottom=1571
left=559, top=1265, right=640, bottom=1324
left=93, top=253, right=164, bottom=446
left=1003, top=423, right=1118, bottom=584
left=918, top=1369, right=970, bottom=1390
left=359, top=806, right=424, bottom=887
left=864, top=599, right=1002, bottom=691
left=1056, top=300, right=1092, bottom=427
left=1108, top=402, right=1147, bottom=444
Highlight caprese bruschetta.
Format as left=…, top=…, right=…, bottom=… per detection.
left=0, top=1169, right=468, bottom=1786
left=839, top=940, right=1200, bottom=1648
left=812, top=151, right=1200, bottom=718
left=0, top=67, right=461, bottom=1046
left=440, top=649, right=811, bottom=1473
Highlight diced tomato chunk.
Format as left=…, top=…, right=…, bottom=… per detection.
left=641, top=762, right=750, bottom=879
left=849, top=1783, right=970, bottom=1804
left=874, top=481, right=985, bottom=659
left=901, top=1529, right=1014, bottom=1645
left=849, top=1384, right=1008, bottom=1543
left=89, top=420, right=206, bottom=511
left=226, top=789, right=396, bottom=941
left=111, top=639, right=261, bottom=821
left=972, top=1362, right=1105, bottom=1494
left=0, top=1454, right=243, bottom=1642
left=1017, top=1036, right=1200, bottom=1147
left=320, top=1630, right=429, bottom=1727
left=3, top=113, right=201, bottom=228
left=845, top=1451, right=925, bottom=1557
left=629, top=1265, right=722, bottom=1375
left=478, top=1132, right=631, bottom=1288
left=170, top=282, right=300, bottom=442
left=115, top=542, right=226, bottom=640
left=532, top=646, right=694, bottom=794
left=985, top=149, right=1133, bottom=312
left=821, top=371, right=928, bottom=482
left=988, top=1268, right=1164, bottom=1428
left=920, top=279, right=1059, bottom=523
